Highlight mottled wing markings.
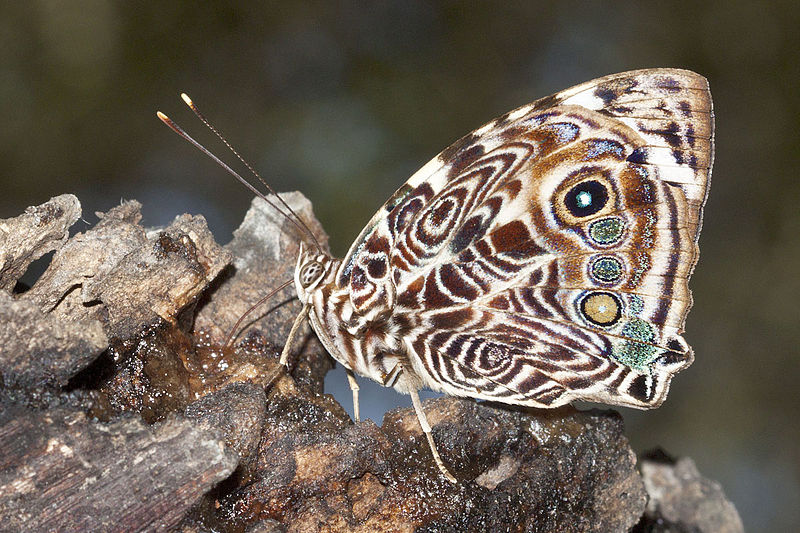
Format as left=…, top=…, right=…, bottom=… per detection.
left=406, top=305, right=669, bottom=408
left=329, top=68, right=713, bottom=410
left=552, top=69, right=713, bottom=245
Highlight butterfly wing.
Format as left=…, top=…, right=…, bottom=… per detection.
left=337, top=69, right=713, bottom=409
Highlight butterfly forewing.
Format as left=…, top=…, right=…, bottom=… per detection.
left=554, top=69, right=713, bottom=243
left=322, top=68, right=712, bottom=410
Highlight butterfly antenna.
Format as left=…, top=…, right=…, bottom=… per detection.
left=224, top=278, right=294, bottom=347
left=179, top=93, right=321, bottom=251
left=156, top=110, right=313, bottom=245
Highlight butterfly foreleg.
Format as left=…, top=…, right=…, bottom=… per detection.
left=278, top=304, right=311, bottom=367
left=263, top=305, right=311, bottom=390
left=381, top=362, right=403, bottom=388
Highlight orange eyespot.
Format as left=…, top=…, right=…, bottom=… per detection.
left=580, top=292, right=622, bottom=326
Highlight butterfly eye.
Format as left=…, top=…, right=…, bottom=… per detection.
left=299, top=261, right=324, bottom=288
left=564, top=180, right=608, bottom=218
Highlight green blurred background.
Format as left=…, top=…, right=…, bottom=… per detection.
left=1, top=2, right=797, bottom=530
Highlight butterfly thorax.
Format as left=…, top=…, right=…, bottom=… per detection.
left=295, top=244, right=417, bottom=392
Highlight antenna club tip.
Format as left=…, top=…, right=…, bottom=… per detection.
left=181, top=93, right=194, bottom=107
left=156, top=111, right=169, bottom=120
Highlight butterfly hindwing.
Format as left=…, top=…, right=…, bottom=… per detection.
left=337, top=68, right=713, bottom=409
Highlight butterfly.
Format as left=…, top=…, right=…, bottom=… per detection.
left=159, top=68, right=714, bottom=483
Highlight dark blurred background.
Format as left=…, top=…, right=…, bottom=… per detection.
left=1, top=2, right=797, bottom=530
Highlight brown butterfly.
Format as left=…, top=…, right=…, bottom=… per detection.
left=159, top=68, right=714, bottom=482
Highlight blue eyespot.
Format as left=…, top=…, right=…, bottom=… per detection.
left=565, top=180, right=608, bottom=217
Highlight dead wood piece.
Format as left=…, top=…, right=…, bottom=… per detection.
left=0, top=290, right=107, bottom=388
left=635, top=450, right=744, bottom=533
left=87, top=212, right=232, bottom=339
left=185, top=381, right=267, bottom=462
left=0, top=198, right=232, bottom=418
left=26, top=201, right=231, bottom=340
left=244, top=519, right=286, bottom=533
left=0, top=405, right=238, bottom=532
left=96, top=311, right=301, bottom=423
left=218, top=387, right=647, bottom=533
left=99, top=324, right=196, bottom=421
left=0, top=194, right=81, bottom=291
left=24, top=200, right=147, bottom=319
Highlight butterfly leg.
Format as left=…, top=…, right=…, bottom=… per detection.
left=263, top=305, right=312, bottom=391
left=345, top=368, right=360, bottom=422
left=278, top=305, right=310, bottom=367
left=264, top=306, right=310, bottom=390
left=409, top=387, right=457, bottom=484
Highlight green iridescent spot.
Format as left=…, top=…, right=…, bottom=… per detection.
left=589, top=217, right=624, bottom=245
left=622, top=318, right=655, bottom=343
left=591, top=256, right=623, bottom=283
left=612, top=318, right=658, bottom=369
left=629, top=295, right=645, bottom=315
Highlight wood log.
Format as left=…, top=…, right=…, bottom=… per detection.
left=0, top=194, right=743, bottom=532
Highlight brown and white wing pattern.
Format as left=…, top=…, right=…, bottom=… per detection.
left=334, top=69, right=713, bottom=409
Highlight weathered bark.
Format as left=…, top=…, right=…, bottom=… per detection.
left=0, top=406, right=237, bottom=532
left=0, top=194, right=742, bottom=532
left=226, top=388, right=647, bottom=532
left=0, top=290, right=106, bottom=388
left=0, top=194, right=81, bottom=291
left=634, top=450, right=744, bottom=532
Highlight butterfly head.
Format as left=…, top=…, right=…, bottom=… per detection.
left=294, top=242, right=336, bottom=303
